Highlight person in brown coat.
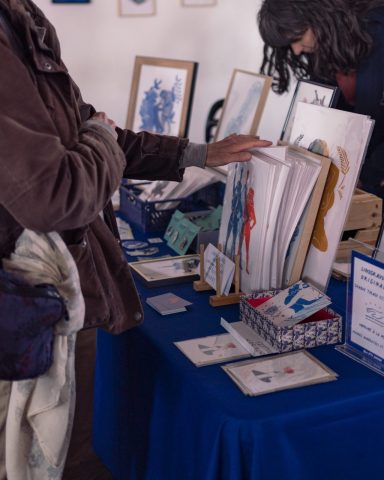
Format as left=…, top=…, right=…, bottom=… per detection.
left=0, top=0, right=271, bottom=478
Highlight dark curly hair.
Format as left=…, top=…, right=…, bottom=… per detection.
left=258, top=0, right=384, bottom=93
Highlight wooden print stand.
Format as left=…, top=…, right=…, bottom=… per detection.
left=193, top=243, right=243, bottom=306
left=209, top=253, right=243, bottom=307
left=193, top=244, right=212, bottom=291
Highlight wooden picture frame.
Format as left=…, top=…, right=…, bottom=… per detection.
left=126, top=56, right=198, bottom=137
left=214, top=69, right=272, bottom=142
left=119, top=0, right=156, bottom=17
left=129, top=254, right=200, bottom=287
left=280, top=80, right=339, bottom=143
left=181, top=0, right=217, bottom=6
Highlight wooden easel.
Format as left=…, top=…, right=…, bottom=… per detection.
left=193, top=243, right=212, bottom=291
left=193, top=243, right=243, bottom=306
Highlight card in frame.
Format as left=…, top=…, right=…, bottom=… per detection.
left=126, top=56, right=198, bottom=137
left=118, top=0, right=156, bottom=16
left=280, top=80, right=339, bottom=143
left=222, top=350, right=338, bottom=396
left=129, top=254, right=200, bottom=287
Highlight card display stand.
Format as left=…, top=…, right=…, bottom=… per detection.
left=193, top=244, right=243, bottom=307
left=336, top=188, right=382, bottom=262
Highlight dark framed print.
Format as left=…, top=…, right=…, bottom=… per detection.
left=281, top=80, right=339, bottom=142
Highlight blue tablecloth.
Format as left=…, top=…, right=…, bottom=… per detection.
left=93, top=256, right=384, bottom=480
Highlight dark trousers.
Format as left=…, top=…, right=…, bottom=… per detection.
left=62, top=328, right=113, bottom=480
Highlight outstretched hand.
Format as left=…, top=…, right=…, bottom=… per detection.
left=206, top=134, right=272, bottom=168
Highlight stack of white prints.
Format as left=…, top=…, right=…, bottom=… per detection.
left=290, top=102, right=374, bottom=291
left=218, top=146, right=323, bottom=292
left=137, top=167, right=221, bottom=210
left=220, top=318, right=279, bottom=356
left=223, top=350, right=338, bottom=396
left=255, top=281, right=331, bottom=328
left=174, top=333, right=251, bottom=367
left=146, top=293, right=192, bottom=315
left=204, top=243, right=235, bottom=295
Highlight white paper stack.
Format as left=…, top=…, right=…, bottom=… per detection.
left=218, top=146, right=322, bottom=293
left=290, top=102, right=374, bottom=291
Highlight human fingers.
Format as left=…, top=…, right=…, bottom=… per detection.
left=91, top=111, right=117, bottom=129
left=221, top=134, right=272, bottom=151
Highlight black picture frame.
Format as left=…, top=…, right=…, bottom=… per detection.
left=280, top=80, right=340, bottom=142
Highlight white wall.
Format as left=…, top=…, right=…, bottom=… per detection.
left=33, top=0, right=294, bottom=144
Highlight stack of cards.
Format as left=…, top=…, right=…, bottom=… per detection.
left=146, top=292, right=192, bottom=315
left=255, top=281, right=331, bottom=328
left=222, top=350, right=338, bottom=396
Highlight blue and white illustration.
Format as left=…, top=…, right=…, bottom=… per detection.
left=139, top=76, right=183, bottom=134
left=223, top=81, right=263, bottom=137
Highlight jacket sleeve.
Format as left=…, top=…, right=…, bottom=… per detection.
left=71, top=79, right=188, bottom=183
left=117, top=128, right=188, bottom=182
left=0, top=33, right=125, bottom=233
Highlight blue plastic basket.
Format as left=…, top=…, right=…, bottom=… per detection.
left=119, top=181, right=224, bottom=233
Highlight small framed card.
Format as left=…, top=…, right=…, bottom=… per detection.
left=174, top=333, right=251, bottom=366
left=223, top=350, right=337, bottom=396
left=129, top=254, right=200, bottom=287
left=119, top=0, right=156, bottom=16
left=280, top=80, right=339, bottom=142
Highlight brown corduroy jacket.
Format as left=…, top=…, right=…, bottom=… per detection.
left=0, top=0, right=188, bottom=332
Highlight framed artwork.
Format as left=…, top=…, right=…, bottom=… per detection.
left=126, top=56, right=198, bottom=137
left=281, top=80, right=339, bottom=143
left=214, top=69, right=272, bottom=142
left=181, top=0, right=217, bottom=6
left=174, top=333, right=250, bottom=367
left=222, top=350, right=338, bottom=396
left=129, top=254, right=200, bottom=287
left=119, top=0, right=156, bottom=16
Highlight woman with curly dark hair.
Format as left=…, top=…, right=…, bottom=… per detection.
left=258, top=0, right=384, bottom=197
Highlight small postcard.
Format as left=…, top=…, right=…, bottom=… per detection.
left=223, top=350, right=338, bottom=396
left=174, top=333, right=251, bottom=367
left=204, top=244, right=235, bottom=295
left=255, top=281, right=331, bottom=328
left=146, top=292, right=192, bottom=315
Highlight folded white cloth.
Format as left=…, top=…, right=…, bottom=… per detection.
left=2, top=230, right=85, bottom=480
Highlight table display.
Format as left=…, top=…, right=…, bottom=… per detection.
left=93, top=267, right=384, bottom=480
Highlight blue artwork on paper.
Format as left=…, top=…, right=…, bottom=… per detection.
left=139, top=76, right=183, bottom=134
left=224, top=81, right=263, bottom=137
left=223, top=163, right=247, bottom=260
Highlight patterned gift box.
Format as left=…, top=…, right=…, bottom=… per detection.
left=240, top=290, right=342, bottom=353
